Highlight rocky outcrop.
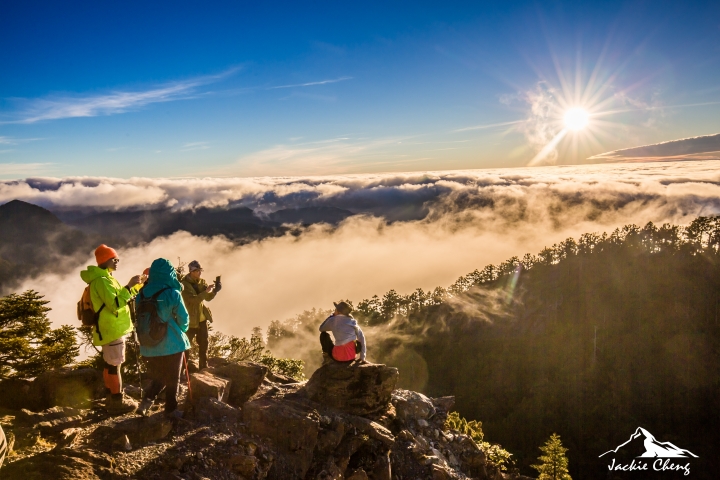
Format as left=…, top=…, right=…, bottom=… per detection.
left=204, top=360, right=268, bottom=406
left=243, top=389, right=320, bottom=478
left=0, top=368, right=103, bottom=412
left=0, top=447, right=115, bottom=480
left=303, top=361, right=399, bottom=415
left=0, top=359, right=517, bottom=480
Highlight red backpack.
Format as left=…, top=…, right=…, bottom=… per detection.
left=77, top=285, right=105, bottom=340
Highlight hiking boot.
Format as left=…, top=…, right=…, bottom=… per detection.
left=106, top=394, right=138, bottom=416
left=136, top=397, right=153, bottom=417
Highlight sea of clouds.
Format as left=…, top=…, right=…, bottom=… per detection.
left=10, top=160, right=720, bottom=350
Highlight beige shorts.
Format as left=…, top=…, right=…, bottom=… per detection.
left=102, top=338, right=126, bottom=366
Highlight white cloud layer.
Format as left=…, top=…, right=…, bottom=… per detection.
left=11, top=161, right=720, bottom=348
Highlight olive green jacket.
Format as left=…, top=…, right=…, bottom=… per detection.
left=80, top=266, right=141, bottom=346
left=180, top=274, right=217, bottom=329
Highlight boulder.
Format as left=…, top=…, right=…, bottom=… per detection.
left=205, top=361, right=268, bottom=406
left=392, top=389, right=436, bottom=423
left=431, top=396, right=455, bottom=413
left=88, top=414, right=174, bottom=451
left=189, top=371, right=231, bottom=404
left=0, top=378, right=32, bottom=410
left=113, top=414, right=175, bottom=446
left=243, top=395, right=320, bottom=479
left=227, top=454, right=259, bottom=478
left=195, top=396, right=241, bottom=423
left=303, top=362, right=399, bottom=416
left=27, top=368, right=103, bottom=410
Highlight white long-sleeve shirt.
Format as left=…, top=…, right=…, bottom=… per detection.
left=319, top=314, right=367, bottom=361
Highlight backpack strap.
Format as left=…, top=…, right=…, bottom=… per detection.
left=88, top=280, right=105, bottom=341
left=151, top=287, right=171, bottom=300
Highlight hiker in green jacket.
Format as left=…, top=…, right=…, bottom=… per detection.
left=180, top=260, right=220, bottom=370
left=80, top=244, right=144, bottom=415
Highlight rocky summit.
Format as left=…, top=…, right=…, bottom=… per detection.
left=0, top=359, right=530, bottom=480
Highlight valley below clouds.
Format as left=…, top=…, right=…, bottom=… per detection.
left=10, top=160, right=720, bottom=342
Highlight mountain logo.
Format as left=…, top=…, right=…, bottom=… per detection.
left=600, top=427, right=698, bottom=476
left=600, top=427, right=698, bottom=458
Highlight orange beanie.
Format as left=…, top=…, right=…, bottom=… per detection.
left=95, top=244, right=118, bottom=265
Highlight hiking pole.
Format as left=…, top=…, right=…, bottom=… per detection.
left=128, top=299, right=144, bottom=399
left=183, top=351, right=193, bottom=403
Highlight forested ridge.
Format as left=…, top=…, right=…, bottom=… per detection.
left=269, top=217, right=720, bottom=478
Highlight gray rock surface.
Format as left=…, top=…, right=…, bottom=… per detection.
left=204, top=360, right=268, bottom=406
left=303, top=361, right=399, bottom=415
left=189, top=371, right=231, bottom=404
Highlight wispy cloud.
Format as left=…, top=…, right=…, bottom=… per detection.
left=589, top=133, right=720, bottom=162
left=224, top=135, right=414, bottom=176
left=0, top=162, right=53, bottom=176
left=453, top=120, right=523, bottom=132
left=3, top=68, right=239, bottom=124
left=270, top=76, right=353, bottom=89
left=182, top=141, right=211, bottom=151
left=0, top=136, right=44, bottom=145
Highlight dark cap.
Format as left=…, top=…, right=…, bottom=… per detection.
left=333, top=301, right=353, bottom=315
left=188, top=260, right=203, bottom=272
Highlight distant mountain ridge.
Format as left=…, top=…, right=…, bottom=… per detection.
left=0, top=200, right=98, bottom=293
left=56, top=205, right=355, bottom=245
left=600, top=427, right=699, bottom=458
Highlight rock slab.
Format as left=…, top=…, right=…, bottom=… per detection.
left=189, top=371, right=231, bottom=404
left=205, top=360, right=267, bottom=406
left=243, top=396, right=319, bottom=479
left=392, top=389, right=436, bottom=423
left=303, top=362, right=399, bottom=415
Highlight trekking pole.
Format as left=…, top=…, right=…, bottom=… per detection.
left=183, top=351, right=193, bottom=402
left=128, top=299, right=144, bottom=399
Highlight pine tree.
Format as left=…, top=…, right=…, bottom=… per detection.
left=0, top=290, right=78, bottom=379
left=531, top=433, right=572, bottom=480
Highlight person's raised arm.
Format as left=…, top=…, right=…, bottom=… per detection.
left=319, top=315, right=334, bottom=332
left=181, top=279, right=214, bottom=310
left=95, top=276, right=140, bottom=314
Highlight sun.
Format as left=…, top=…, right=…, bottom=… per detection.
left=564, top=108, right=589, bottom=131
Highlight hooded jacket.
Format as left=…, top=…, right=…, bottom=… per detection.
left=80, top=265, right=140, bottom=346
left=137, top=258, right=191, bottom=357
left=181, top=274, right=217, bottom=329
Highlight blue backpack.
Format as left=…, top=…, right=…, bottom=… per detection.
left=135, top=287, right=170, bottom=347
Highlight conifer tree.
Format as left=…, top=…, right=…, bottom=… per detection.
left=531, top=433, right=572, bottom=480
left=0, top=290, right=78, bottom=379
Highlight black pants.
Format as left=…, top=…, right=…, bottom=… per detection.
left=186, top=320, right=209, bottom=369
left=143, top=351, right=184, bottom=413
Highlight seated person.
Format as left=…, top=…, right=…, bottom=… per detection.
left=319, top=301, right=367, bottom=363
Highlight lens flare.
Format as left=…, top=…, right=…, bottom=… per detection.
left=564, top=108, right=589, bottom=131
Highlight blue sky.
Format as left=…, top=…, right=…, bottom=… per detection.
left=1, top=1, right=719, bottom=178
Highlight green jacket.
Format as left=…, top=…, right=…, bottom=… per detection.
left=80, top=266, right=141, bottom=346
left=181, top=274, right=217, bottom=329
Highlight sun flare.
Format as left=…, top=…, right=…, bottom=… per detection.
left=564, top=108, right=589, bottom=131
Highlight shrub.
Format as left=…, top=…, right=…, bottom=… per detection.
left=445, top=411, right=513, bottom=471
left=0, top=290, right=78, bottom=379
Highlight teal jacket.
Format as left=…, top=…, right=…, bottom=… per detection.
left=80, top=266, right=140, bottom=346
left=136, top=258, right=190, bottom=357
